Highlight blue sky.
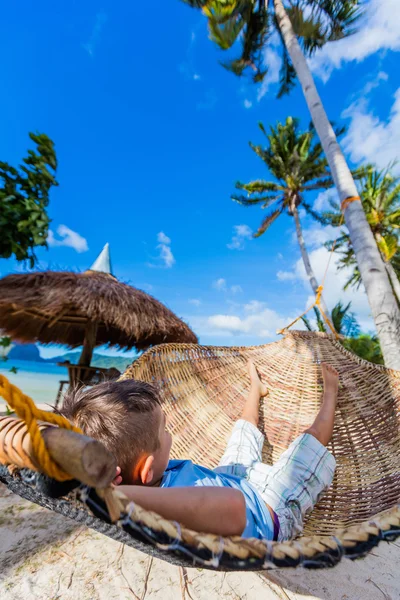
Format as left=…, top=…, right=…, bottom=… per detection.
left=1, top=0, right=399, bottom=358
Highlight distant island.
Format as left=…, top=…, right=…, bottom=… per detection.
left=8, top=343, right=134, bottom=373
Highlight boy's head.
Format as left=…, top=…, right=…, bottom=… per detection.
left=62, top=379, right=172, bottom=485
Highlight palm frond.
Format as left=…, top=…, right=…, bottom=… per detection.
left=274, top=21, right=297, bottom=98
left=219, top=1, right=271, bottom=82
left=331, top=300, right=360, bottom=337
left=235, top=179, right=282, bottom=193
left=343, top=334, right=384, bottom=364
left=180, top=0, right=208, bottom=7
left=302, top=176, right=334, bottom=191
left=318, top=209, right=342, bottom=226
left=313, top=307, right=326, bottom=332
left=309, top=0, right=364, bottom=42
left=231, top=193, right=282, bottom=207
left=301, top=314, right=313, bottom=331
left=377, top=234, right=399, bottom=262
left=253, top=207, right=282, bottom=237
left=285, top=5, right=325, bottom=56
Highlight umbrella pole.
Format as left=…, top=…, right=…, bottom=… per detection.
left=78, top=321, right=98, bottom=366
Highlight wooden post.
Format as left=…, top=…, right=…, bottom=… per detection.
left=78, top=321, right=98, bottom=366
left=0, top=416, right=117, bottom=488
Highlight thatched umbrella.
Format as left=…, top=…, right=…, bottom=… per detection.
left=0, top=244, right=198, bottom=366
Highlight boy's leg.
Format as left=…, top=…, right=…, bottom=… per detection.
left=254, top=363, right=339, bottom=540
left=241, top=361, right=268, bottom=427
left=216, top=361, right=267, bottom=475
left=304, top=363, right=339, bottom=446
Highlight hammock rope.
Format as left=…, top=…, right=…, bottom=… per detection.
left=0, top=374, right=82, bottom=481
left=277, top=195, right=361, bottom=337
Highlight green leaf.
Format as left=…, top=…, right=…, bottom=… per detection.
left=0, top=337, right=11, bottom=348
left=0, top=131, right=57, bottom=266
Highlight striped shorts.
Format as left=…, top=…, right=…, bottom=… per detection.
left=215, top=419, right=336, bottom=541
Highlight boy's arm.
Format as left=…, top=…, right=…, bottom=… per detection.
left=118, top=485, right=247, bottom=537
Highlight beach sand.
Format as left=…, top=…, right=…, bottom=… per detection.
left=1, top=483, right=399, bottom=600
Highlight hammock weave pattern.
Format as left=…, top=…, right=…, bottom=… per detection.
left=122, top=331, right=400, bottom=536
left=1, top=331, right=400, bottom=570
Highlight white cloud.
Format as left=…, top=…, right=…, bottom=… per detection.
left=313, top=188, right=338, bottom=212
left=213, top=278, right=227, bottom=292
left=244, top=99, right=252, bottom=109
left=310, top=0, right=400, bottom=82
left=157, top=232, right=171, bottom=245
left=342, top=87, right=400, bottom=172
left=189, top=298, right=202, bottom=307
left=158, top=245, right=175, bottom=268
left=83, top=11, right=107, bottom=57
left=277, top=270, right=297, bottom=282
left=276, top=229, right=374, bottom=332
left=227, top=224, right=253, bottom=250
left=47, top=225, right=88, bottom=253
left=362, top=71, right=389, bottom=95
left=257, top=47, right=281, bottom=101
left=147, top=231, right=175, bottom=268
left=244, top=300, right=266, bottom=313
left=207, top=302, right=300, bottom=338
left=157, top=232, right=175, bottom=268
left=304, top=223, right=337, bottom=249
left=230, top=285, right=243, bottom=295
left=212, top=278, right=243, bottom=294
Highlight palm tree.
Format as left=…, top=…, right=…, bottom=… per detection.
left=234, top=117, right=337, bottom=317
left=181, top=1, right=400, bottom=369
left=343, top=334, right=384, bottom=365
left=303, top=300, right=359, bottom=336
left=302, top=301, right=383, bottom=365
left=315, top=167, right=400, bottom=302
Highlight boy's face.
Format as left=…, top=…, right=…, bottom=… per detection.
left=151, top=405, right=173, bottom=483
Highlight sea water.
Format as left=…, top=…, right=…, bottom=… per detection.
left=0, top=360, right=68, bottom=407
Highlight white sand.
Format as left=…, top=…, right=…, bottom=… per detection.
left=1, top=484, right=399, bottom=600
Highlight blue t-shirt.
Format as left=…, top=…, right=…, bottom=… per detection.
left=161, top=459, right=274, bottom=540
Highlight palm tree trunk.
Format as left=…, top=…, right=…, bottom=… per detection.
left=386, top=261, right=400, bottom=305
left=292, top=204, right=331, bottom=319
left=273, top=0, right=400, bottom=370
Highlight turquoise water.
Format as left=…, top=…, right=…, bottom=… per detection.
left=0, top=360, right=68, bottom=406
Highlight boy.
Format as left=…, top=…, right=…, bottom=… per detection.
left=62, top=361, right=338, bottom=541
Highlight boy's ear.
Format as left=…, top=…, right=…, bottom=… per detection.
left=113, top=466, right=123, bottom=486
left=139, top=455, right=154, bottom=485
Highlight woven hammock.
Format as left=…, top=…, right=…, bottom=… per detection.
left=1, top=331, right=400, bottom=570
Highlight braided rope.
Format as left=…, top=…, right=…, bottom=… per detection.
left=277, top=285, right=338, bottom=337
left=0, top=375, right=82, bottom=481
left=86, top=485, right=400, bottom=568
left=341, top=195, right=361, bottom=212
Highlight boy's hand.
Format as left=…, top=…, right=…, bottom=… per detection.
left=113, top=466, right=123, bottom=486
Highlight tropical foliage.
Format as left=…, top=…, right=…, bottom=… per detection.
left=233, top=116, right=343, bottom=315
left=180, top=1, right=400, bottom=369
left=302, top=301, right=384, bottom=365
left=0, top=132, right=58, bottom=268
left=313, top=167, right=400, bottom=290
left=181, top=0, right=362, bottom=96
left=233, top=116, right=337, bottom=236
